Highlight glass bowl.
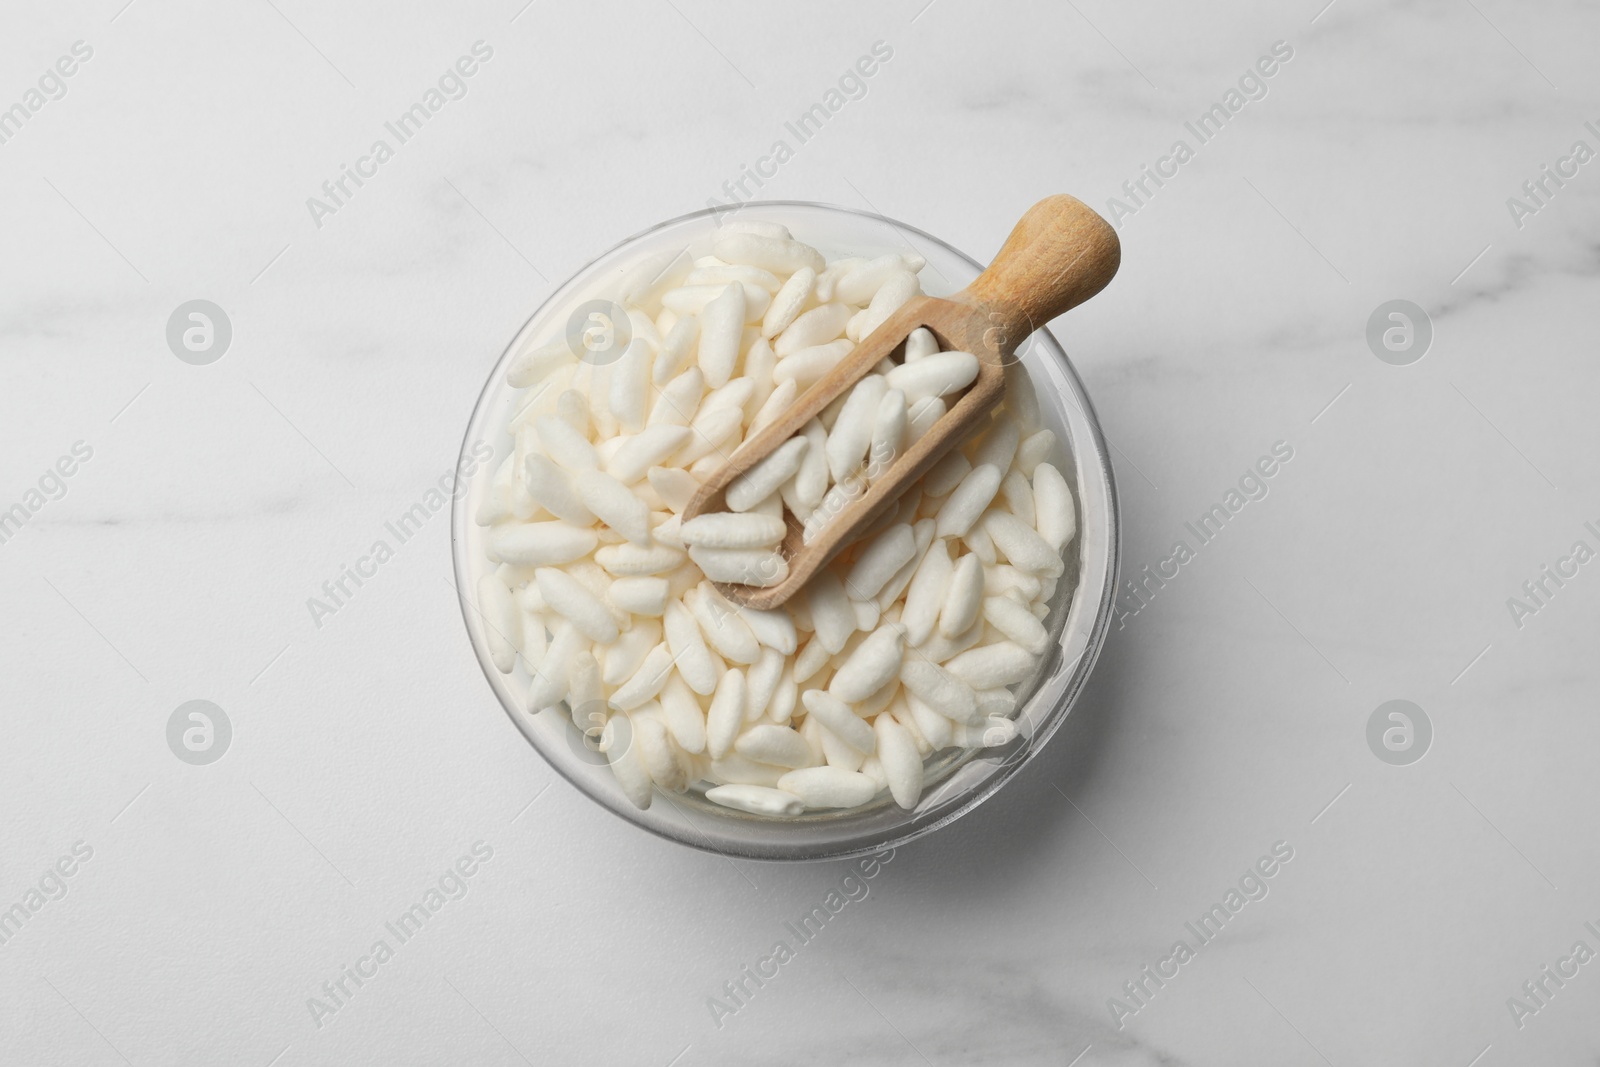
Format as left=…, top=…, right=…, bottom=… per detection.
left=450, top=201, right=1119, bottom=862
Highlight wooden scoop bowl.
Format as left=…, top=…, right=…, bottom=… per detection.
left=684, top=193, right=1120, bottom=610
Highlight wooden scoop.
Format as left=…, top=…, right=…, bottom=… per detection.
left=683, top=194, right=1120, bottom=610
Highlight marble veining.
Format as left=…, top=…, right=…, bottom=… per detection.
left=2, top=0, right=1599, bottom=1064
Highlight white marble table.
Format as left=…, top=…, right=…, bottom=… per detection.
left=4, top=1, right=1599, bottom=1063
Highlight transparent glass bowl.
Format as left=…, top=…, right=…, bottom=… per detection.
left=451, top=201, right=1119, bottom=862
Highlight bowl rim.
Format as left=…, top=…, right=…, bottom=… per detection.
left=450, top=198, right=1121, bottom=862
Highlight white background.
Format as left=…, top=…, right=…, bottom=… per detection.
left=3, top=1, right=1599, bottom=1064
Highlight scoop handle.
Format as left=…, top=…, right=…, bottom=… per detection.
left=959, top=194, right=1121, bottom=354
